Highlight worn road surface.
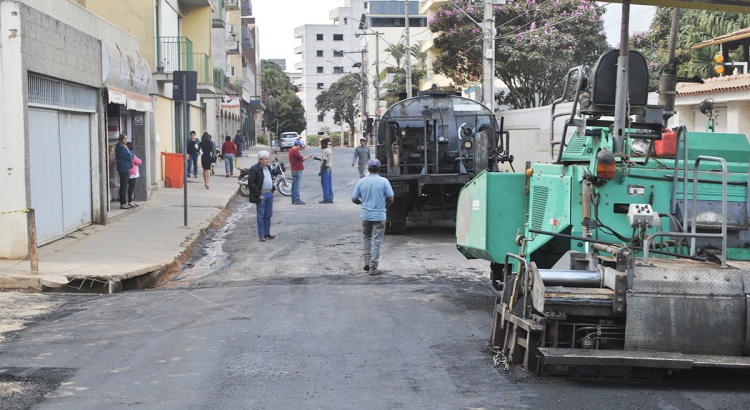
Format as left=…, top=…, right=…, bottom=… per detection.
left=2, top=146, right=750, bottom=409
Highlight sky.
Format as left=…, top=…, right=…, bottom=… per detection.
left=253, top=1, right=658, bottom=71
left=253, top=0, right=343, bottom=70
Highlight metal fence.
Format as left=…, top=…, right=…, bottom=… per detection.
left=156, top=36, right=193, bottom=73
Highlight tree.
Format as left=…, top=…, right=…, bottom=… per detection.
left=429, top=0, right=608, bottom=109
left=634, top=7, right=750, bottom=81
left=383, top=43, right=428, bottom=107
left=315, top=73, right=362, bottom=139
left=261, top=60, right=306, bottom=134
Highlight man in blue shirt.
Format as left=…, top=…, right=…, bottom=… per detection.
left=351, top=159, right=394, bottom=275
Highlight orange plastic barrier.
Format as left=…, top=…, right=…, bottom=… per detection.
left=162, top=152, right=185, bottom=188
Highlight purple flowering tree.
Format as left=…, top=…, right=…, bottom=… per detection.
left=430, top=0, right=608, bottom=109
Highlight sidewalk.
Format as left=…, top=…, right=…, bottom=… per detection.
left=0, top=146, right=266, bottom=292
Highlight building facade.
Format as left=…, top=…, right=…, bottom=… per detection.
left=293, top=0, right=429, bottom=140
left=0, top=0, right=261, bottom=260
left=0, top=0, right=156, bottom=258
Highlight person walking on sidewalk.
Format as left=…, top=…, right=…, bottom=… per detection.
left=351, top=159, right=394, bottom=276
left=319, top=137, right=334, bottom=203
left=247, top=150, right=276, bottom=242
left=222, top=135, right=237, bottom=177
left=288, top=140, right=313, bottom=205
left=186, top=130, right=200, bottom=178
left=115, top=133, right=134, bottom=210
left=200, top=132, right=215, bottom=189
left=351, top=137, right=371, bottom=178
left=234, top=130, right=244, bottom=158
left=127, top=142, right=142, bottom=208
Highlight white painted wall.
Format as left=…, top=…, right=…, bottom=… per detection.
left=0, top=1, right=28, bottom=258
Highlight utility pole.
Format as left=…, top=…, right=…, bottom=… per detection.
left=362, top=44, right=368, bottom=142
left=374, top=34, right=381, bottom=121
left=482, top=0, right=495, bottom=112
left=405, top=0, right=413, bottom=98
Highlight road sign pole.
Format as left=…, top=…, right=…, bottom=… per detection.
left=183, top=75, right=188, bottom=227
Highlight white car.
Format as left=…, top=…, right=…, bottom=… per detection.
left=278, top=132, right=299, bottom=151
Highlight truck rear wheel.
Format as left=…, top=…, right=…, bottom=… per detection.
left=387, top=221, right=406, bottom=234
left=386, top=199, right=408, bottom=234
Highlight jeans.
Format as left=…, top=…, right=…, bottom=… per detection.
left=256, top=191, right=274, bottom=238
left=362, top=220, right=386, bottom=269
left=291, top=170, right=302, bottom=203
left=118, top=171, right=130, bottom=205
left=357, top=164, right=367, bottom=178
left=237, top=143, right=244, bottom=158
left=224, top=153, right=236, bottom=175
left=187, top=153, right=198, bottom=176
left=320, top=167, right=333, bottom=202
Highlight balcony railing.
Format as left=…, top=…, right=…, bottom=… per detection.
left=226, top=0, right=239, bottom=10
left=156, top=36, right=193, bottom=73
left=213, top=68, right=225, bottom=94
left=193, top=52, right=210, bottom=84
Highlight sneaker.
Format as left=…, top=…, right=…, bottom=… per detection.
left=259, top=237, right=266, bottom=242
left=368, top=268, right=382, bottom=276
left=265, top=234, right=276, bottom=240
left=293, top=201, right=306, bottom=205
left=319, top=200, right=333, bottom=204
left=363, top=265, right=370, bottom=271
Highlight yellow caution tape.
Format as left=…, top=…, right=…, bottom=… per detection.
left=0, top=209, right=30, bottom=215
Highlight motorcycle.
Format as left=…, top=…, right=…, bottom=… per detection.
left=237, top=157, right=292, bottom=197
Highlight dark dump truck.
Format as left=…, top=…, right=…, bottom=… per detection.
left=375, top=91, right=503, bottom=233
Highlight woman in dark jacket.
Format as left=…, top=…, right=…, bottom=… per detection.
left=200, top=132, right=214, bottom=189
left=114, top=133, right=134, bottom=209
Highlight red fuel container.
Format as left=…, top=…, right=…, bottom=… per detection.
left=655, top=129, right=677, bottom=157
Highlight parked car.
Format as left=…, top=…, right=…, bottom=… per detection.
left=278, top=132, right=299, bottom=151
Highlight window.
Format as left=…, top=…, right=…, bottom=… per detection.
left=318, top=114, right=325, bottom=122
left=228, top=25, right=235, bottom=34
left=317, top=83, right=324, bottom=89
left=317, top=50, right=324, bottom=57
left=317, top=66, right=324, bottom=74
left=316, top=33, right=323, bottom=41
left=333, top=67, right=344, bottom=74
left=228, top=66, right=236, bottom=77
left=364, top=2, right=368, bottom=9
left=333, top=34, right=343, bottom=41
left=333, top=50, right=343, bottom=57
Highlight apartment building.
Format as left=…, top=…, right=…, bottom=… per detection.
left=417, top=0, right=453, bottom=92
left=293, top=1, right=365, bottom=138
left=0, top=0, right=261, bottom=259
left=0, top=0, right=154, bottom=257
left=293, top=0, right=428, bottom=139
left=215, top=0, right=263, bottom=146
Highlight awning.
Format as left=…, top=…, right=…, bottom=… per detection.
left=692, top=27, right=750, bottom=50
left=102, top=40, right=154, bottom=112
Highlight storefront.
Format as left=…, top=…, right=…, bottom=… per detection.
left=102, top=40, right=154, bottom=210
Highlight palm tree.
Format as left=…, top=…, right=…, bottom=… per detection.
left=385, top=42, right=408, bottom=68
